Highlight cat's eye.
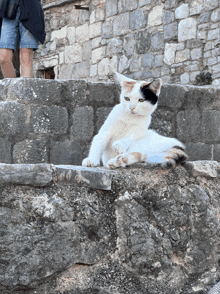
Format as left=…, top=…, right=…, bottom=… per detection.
left=139, top=98, right=145, bottom=102
left=124, top=96, right=130, bottom=101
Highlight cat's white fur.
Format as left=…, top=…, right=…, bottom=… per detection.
left=82, top=73, right=187, bottom=169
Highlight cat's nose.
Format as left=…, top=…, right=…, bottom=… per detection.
left=129, top=105, right=135, bottom=111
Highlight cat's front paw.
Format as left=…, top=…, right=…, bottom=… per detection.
left=82, top=158, right=100, bottom=167
left=112, top=141, right=125, bottom=154
left=106, top=155, right=128, bottom=169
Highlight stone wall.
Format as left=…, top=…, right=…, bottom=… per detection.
left=0, top=78, right=220, bottom=165
left=1, top=161, right=220, bottom=293
left=34, top=0, right=220, bottom=85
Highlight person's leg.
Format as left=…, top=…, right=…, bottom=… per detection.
left=20, top=48, right=33, bottom=77
left=0, top=48, right=16, bottom=78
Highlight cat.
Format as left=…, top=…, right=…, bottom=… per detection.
left=82, top=72, right=187, bottom=169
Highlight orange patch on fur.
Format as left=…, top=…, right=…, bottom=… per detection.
left=122, top=157, right=128, bottom=164
left=131, top=152, right=143, bottom=161
left=124, top=81, right=136, bottom=92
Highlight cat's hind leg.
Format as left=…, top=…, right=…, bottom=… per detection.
left=106, top=152, right=147, bottom=169
left=161, top=146, right=188, bottom=169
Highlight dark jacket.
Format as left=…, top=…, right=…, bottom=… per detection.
left=0, top=0, right=46, bottom=44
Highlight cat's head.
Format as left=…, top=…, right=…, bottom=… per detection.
left=115, top=72, right=162, bottom=116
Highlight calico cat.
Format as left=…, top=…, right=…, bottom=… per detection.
left=82, top=73, right=187, bottom=169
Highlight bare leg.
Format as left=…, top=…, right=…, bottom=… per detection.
left=0, top=49, right=16, bottom=78
left=20, top=48, right=33, bottom=77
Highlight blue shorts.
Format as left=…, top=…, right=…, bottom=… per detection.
left=0, top=6, right=39, bottom=51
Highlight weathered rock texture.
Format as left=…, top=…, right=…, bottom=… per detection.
left=0, top=78, right=219, bottom=165
left=0, top=161, right=220, bottom=294
left=33, top=0, right=220, bottom=85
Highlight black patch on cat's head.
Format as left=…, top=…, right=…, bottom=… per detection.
left=140, top=85, right=158, bottom=105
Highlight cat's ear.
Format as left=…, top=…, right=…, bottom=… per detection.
left=115, top=72, right=136, bottom=92
left=147, top=79, right=162, bottom=96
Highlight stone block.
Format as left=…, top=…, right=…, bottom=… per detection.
left=130, top=55, right=141, bottom=72
left=130, top=9, right=146, bottom=31
left=0, top=137, right=11, bottom=163
left=65, top=44, right=83, bottom=64
left=118, top=55, right=130, bottom=73
left=88, top=83, right=117, bottom=105
left=82, top=40, right=92, bottom=61
left=30, top=105, right=68, bottom=135
left=213, top=145, right=220, bottom=162
left=7, top=78, right=62, bottom=104
left=102, top=20, right=113, bottom=39
left=136, top=29, right=151, bottom=54
left=92, top=37, right=102, bottom=49
left=0, top=101, right=28, bottom=139
left=133, top=71, right=153, bottom=80
left=73, top=60, right=90, bottom=79
left=176, top=49, right=190, bottom=63
left=207, top=29, right=220, bottom=40
left=148, top=5, right=163, bottom=26
left=163, top=11, right=174, bottom=25
left=150, top=109, right=175, bottom=136
left=178, top=18, right=197, bottom=42
left=75, top=23, right=89, bottom=43
left=107, top=38, right=123, bottom=57
left=164, top=22, right=178, bottom=41
left=71, top=106, right=94, bottom=141
left=177, top=110, right=201, bottom=142
left=50, top=141, right=82, bottom=165
left=155, top=55, right=164, bottom=67
left=191, top=48, right=202, bottom=60
left=98, top=58, right=111, bottom=76
left=123, top=34, right=135, bottom=57
left=61, top=80, right=87, bottom=109
left=204, top=0, right=219, bottom=11
left=175, top=4, right=189, bottom=19
left=185, top=143, right=212, bottom=161
left=89, top=22, right=102, bottom=39
left=67, top=26, right=75, bottom=45
left=159, top=84, right=186, bottom=110
left=51, top=26, right=67, bottom=40
left=59, top=64, right=74, bottom=79
left=13, top=139, right=48, bottom=164
left=55, top=165, right=113, bottom=190
left=0, top=79, right=11, bottom=101
left=118, top=0, right=138, bottom=13
left=211, top=8, right=220, bottom=22
left=96, top=107, right=112, bottom=131
left=90, top=64, right=98, bottom=77
left=164, top=43, right=177, bottom=65
left=202, top=110, right=220, bottom=143
left=142, top=53, right=154, bottom=68
left=113, top=12, right=129, bottom=36
left=139, top=0, right=151, bottom=6
left=199, top=12, right=210, bottom=23
left=0, top=163, right=53, bottom=186
left=92, top=47, right=104, bottom=64
left=106, top=0, right=117, bottom=17
left=180, top=72, right=189, bottom=84
left=151, top=32, right=164, bottom=51
left=190, top=0, right=203, bottom=15
left=165, top=0, right=177, bottom=9
left=185, top=160, right=219, bottom=178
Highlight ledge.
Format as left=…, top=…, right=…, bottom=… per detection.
left=43, top=0, right=84, bottom=10
left=0, top=161, right=219, bottom=189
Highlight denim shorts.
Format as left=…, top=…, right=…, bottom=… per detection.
left=0, top=6, right=39, bottom=51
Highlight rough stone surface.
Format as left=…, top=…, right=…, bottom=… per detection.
left=1, top=163, right=220, bottom=293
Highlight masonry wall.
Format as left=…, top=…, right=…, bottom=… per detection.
left=0, top=78, right=219, bottom=165
left=34, top=0, right=220, bottom=85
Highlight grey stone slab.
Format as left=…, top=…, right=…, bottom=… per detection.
left=200, top=12, right=210, bottom=23
left=61, top=79, right=87, bottom=106
left=136, top=29, right=151, bottom=54
left=132, top=70, right=153, bottom=80
left=123, top=34, right=135, bottom=57
left=185, top=143, right=212, bottom=161
left=158, top=84, right=187, bottom=110
left=13, top=139, right=48, bottom=164
left=71, top=106, right=94, bottom=141
left=214, top=145, right=220, bottom=162
left=50, top=141, right=82, bottom=165
left=106, top=0, right=117, bottom=17
left=142, top=52, right=154, bottom=68
left=7, top=78, right=62, bottom=105
left=150, top=109, right=175, bottom=137
left=184, top=161, right=219, bottom=178
left=177, top=110, right=202, bottom=142
left=130, top=9, right=147, bottom=31
left=107, top=38, right=123, bottom=57
left=55, top=165, right=113, bottom=190
left=102, top=20, right=113, bottom=39
left=113, top=12, right=130, bottom=36
left=30, top=105, right=68, bottom=135
left=88, top=82, right=118, bottom=105
left=164, top=22, right=178, bottom=41
left=0, top=101, right=28, bottom=139
left=0, top=137, right=11, bottom=163
left=0, top=163, right=53, bottom=186
left=202, top=110, right=220, bottom=143
left=73, top=60, right=90, bottom=79
left=118, top=0, right=138, bottom=13
left=163, top=10, right=174, bottom=24
left=96, top=107, right=112, bottom=132
left=151, top=32, right=164, bottom=51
